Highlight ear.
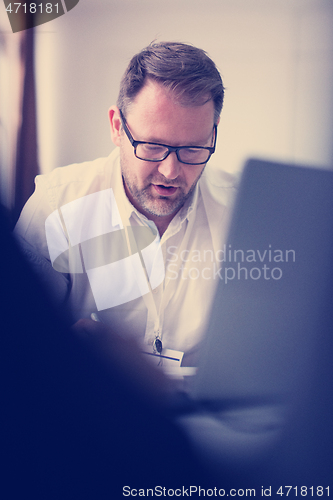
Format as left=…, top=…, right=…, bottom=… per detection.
left=108, top=105, right=122, bottom=147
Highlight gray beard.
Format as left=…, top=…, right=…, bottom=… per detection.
left=120, top=158, right=204, bottom=219
left=123, top=178, right=197, bottom=218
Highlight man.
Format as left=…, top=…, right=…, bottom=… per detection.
left=15, top=42, right=235, bottom=367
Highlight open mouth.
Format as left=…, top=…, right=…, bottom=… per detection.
left=153, top=184, right=178, bottom=196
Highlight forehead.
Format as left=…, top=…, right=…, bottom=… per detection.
left=126, top=81, right=215, bottom=145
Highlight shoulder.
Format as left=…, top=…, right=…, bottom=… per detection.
left=35, top=149, right=120, bottom=209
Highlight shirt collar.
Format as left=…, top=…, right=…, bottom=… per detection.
left=177, top=182, right=199, bottom=224
left=112, top=157, right=136, bottom=226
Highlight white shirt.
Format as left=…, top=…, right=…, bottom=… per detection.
left=15, top=148, right=236, bottom=366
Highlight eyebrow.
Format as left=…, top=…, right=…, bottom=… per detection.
left=139, top=131, right=213, bottom=147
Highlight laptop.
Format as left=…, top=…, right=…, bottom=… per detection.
left=181, top=158, right=333, bottom=484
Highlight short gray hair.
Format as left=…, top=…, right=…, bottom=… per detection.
left=117, top=42, right=224, bottom=124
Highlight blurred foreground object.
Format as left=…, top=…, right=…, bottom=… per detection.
left=0, top=204, right=209, bottom=498
left=179, top=159, right=333, bottom=486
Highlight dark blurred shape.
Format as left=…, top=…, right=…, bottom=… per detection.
left=191, top=159, right=333, bottom=486
left=12, top=26, right=39, bottom=225
left=0, top=204, right=208, bottom=498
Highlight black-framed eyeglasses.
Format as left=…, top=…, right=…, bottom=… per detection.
left=119, top=109, right=217, bottom=165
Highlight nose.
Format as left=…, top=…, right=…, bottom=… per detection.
left=157, top=152, right=181, bottom=180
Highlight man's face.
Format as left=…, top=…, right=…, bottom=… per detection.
left=110, top=81, right=216, bottom=220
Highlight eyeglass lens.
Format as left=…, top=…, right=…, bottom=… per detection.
left=135, top=143, right=211, bottom=164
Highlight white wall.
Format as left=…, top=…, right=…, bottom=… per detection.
left=35, top=0, right=333, bottom=175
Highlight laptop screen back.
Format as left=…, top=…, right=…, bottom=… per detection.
left=192, top=159, right=333, bottom=403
